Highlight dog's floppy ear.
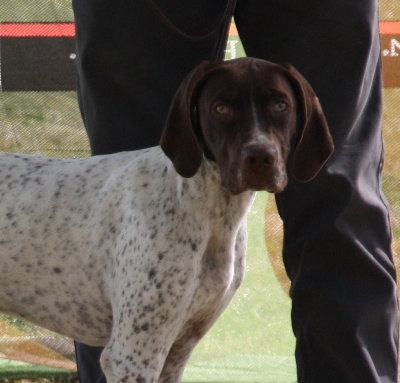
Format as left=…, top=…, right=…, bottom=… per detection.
left=160, top=60, right=216, bottom=178
left=282, top=64, right=334, bottom=182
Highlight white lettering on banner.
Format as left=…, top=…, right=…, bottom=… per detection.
left=225, top=40, right=239, bottom=60
left=382, top=38, right=400, bottom=57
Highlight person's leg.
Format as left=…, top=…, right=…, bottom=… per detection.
left=71, top=1, right=235, bottom=381
left=235, top=1, right=398, bottom=382
left=72, top=0, right=234, bottom=155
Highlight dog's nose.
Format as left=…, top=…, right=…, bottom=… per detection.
left=242, top=144, right=277, bottom=167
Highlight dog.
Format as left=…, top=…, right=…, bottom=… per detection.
left=0, top=58, right=333, bottom=382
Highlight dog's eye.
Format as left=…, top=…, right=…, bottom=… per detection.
left=215, top=104, right=232, bottom=115
left=274, top=102, right=288, bottom=112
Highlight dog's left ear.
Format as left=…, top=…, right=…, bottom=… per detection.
left=160, top=60, right=217, bottom=178
left=282, top=64, right=334, bottom=182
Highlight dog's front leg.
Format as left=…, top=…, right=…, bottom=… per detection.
left=100, top=329, right=167, bottom=383
left=99, top=274, right=198, bottom=383
left=157, top=322, right=210, bottom=383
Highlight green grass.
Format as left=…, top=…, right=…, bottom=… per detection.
left=0, top=0, right=73, bottom=22
left=0, top=359, right=76, bottom=382
left=183, top=355, right=296, bottom=383
left=0, top=92, right=89, bottom=158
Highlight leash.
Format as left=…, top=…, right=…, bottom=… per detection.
left=144, top=0, right=237, bottom=41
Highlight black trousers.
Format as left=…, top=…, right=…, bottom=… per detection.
left=72, top=1, right=399, bottom=382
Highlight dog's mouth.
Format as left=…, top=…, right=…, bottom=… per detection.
left=221, top=168, right=288, bottom=195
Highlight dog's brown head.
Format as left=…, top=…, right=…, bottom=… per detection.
left=160, top=58, right=334, bottom=194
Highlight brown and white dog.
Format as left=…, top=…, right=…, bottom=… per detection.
left=0, top=58, right=333, bottom=382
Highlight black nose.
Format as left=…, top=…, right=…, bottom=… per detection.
left=242, top=144, right=277, bottom=167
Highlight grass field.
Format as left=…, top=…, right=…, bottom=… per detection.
left=1, top=1, right=400, bottom=382
left=0, top=0, right=73, bottom=21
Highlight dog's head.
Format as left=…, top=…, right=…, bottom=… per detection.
left=160, top=58, right=334, bottom=194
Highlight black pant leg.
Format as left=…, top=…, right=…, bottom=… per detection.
left=74, top=344, right=105, bottom=383
left=71, top=1, right=234, bottom=382
left=72, top=0, right=233, bottom=155
left=235, top=1, right=398, bottom=382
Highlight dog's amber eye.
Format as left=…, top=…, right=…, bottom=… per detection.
left=274, top=102, right=288, bottom=112
left=215, top=104, right=232, bottom=115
